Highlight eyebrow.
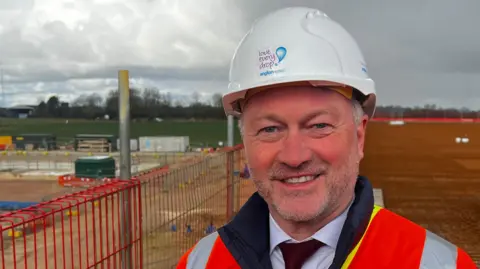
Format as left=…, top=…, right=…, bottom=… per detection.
left=252, top=109, right=338, bottom=124
left=303, top=109, right=337, bottom=122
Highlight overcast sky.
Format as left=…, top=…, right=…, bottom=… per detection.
left=1, top=0, right=479, bottom=109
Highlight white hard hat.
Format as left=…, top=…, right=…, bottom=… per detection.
left=222, top=7, right=377, bottom=118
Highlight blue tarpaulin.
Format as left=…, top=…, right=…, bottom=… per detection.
left=0, top=201, right=38, bottom=211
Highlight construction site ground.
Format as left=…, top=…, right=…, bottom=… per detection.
left=1, top=121, right=479, bottom=267
left=0, top=151, right=202, bottom=268
left=0, top=151, right=197, bottom=181
left=0, top=180, right=68, bottom=202
left=361, top=121, right=480, bottom=265
left=0, top=151, right=202, bottom=202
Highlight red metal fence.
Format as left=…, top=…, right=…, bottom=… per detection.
left=0, top=145, right=253, bottom=269
left=0, top=179, right=143, bottom=269
left=139, top=144, right=252, bottom=268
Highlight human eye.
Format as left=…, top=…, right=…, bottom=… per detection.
left=310, top=123, right=332, bottom=129
left=258, top=126, right=280, bottom=134
left=307, top=122, right=334, bottom=137
left=256, top=125, right=283, bottom=142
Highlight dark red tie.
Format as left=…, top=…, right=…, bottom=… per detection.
left=278, top=240, right=324, bottom=269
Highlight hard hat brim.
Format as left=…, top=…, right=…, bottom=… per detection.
left=223, top=75, right=376, bottom=118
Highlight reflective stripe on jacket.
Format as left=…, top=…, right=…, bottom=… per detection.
left=177, top=177, right=477, bottom=269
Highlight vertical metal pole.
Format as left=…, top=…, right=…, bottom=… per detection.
left=226, top=150, right=234, bottom=219
left=226, top=115, right=236, bottom=215
left=227, top=115, right=234, bottom=147
left=118, top=70, right=132, bottom=269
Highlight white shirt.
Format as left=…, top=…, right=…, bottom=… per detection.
left=269, top=199, right=354, bottom=269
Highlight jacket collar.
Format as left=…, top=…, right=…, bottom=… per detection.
left=269, top=193, right=354, bottom=253
left=220, top=176, right=375, bottom=269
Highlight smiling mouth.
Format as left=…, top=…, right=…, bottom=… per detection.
left=281, top=174, right=322, bottom=184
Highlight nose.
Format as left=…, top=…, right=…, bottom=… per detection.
left=276, top=130, right=312, bottom=168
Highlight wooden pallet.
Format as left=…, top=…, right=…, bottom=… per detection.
left=76, top=139, right=112, bottom=152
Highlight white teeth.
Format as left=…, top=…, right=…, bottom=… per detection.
left=284, top=176, right=315, bottom=184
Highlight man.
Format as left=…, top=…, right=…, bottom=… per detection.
left=177, top=7, right=477, bottom=269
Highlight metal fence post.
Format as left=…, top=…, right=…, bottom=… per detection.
left=226, top=150, right=234, bottom=220
left=226, top=116, right=238, bottom=216
left=118, top=70, right=133, bottom=269
left=227, top=115, right=234, bottom=147
left=234, top=150, right=241, bottom=213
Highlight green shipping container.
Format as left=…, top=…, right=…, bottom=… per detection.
left=13, top=134, right=57, bottom=150
left=74, top=156, right=116, bottom=179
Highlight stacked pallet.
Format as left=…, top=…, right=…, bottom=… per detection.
left=25, top=144, right=34, bottom=151
left=74, top=134, right=117, bottom=152
left=76, top=138, right=112, bottom=152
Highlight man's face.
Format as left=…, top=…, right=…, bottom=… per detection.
left=241, top=86, right=368, bottom=223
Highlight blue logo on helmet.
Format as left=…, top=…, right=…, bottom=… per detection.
left=258, top=46, right=287, bottom=76
left=276, top=47, right=287, bottom=63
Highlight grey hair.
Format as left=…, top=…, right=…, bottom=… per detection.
left=237, top=99, right=365, bottom=136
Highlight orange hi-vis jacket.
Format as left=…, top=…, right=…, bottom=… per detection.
left=177, top=176, right=477, bottom=269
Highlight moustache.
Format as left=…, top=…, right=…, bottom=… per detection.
left=265, top=161, right=329, bottom=180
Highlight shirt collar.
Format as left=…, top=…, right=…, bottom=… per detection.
left=269, top=195, right=355, bottom=254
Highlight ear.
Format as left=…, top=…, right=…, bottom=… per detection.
left=356, top=114, right=369, bottom=160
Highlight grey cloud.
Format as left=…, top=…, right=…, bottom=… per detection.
left=4, top=64, right=227, bottom=84
left=1, top=0, right=480, bottom=109
left=40, top=21, right=98, bottom=62
left=0, top=27, right=46, bottom=60
left=0, top=0, right=33, bottom=10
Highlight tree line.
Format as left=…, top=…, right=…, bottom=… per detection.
left=12, top=88, right=480, bottom=120
left=30, top=88, right=225, bottom=120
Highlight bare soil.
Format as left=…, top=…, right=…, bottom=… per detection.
left=0, top=180, right=67, bottom=202
left=1, top=121, right=479, bottom=267
left=361, top=121, right=480, bottom=264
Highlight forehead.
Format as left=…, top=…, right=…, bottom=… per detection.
left=242, top=86, right=352, bottom=118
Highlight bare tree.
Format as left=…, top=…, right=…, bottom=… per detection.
left=211, top=93, right=222, bottom=107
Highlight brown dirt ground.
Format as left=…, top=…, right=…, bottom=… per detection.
left=2, top=121, right=479, bottom=267
left=0, top=153, right=230, bottom=269
left=0, top=181, right=143, bottom=269
left=361, top=121, right=480, bottom=264
left=141, top=157, right=231, bottom=269
left=0, top=180, right=68, bottom=202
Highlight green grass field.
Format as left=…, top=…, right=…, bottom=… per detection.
left=0, top=118, right=242, bottom=146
